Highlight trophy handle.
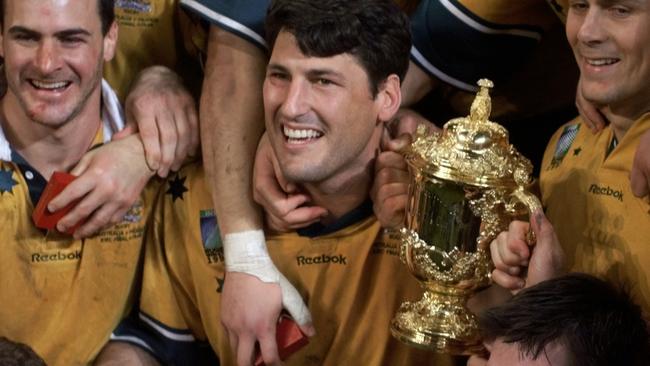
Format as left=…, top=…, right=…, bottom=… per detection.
left=509, top=187, right=543, bottom=244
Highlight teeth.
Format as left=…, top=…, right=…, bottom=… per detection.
left=586, top=58, right=618, bottom=66
left=31, top=80, right=69, bottom=90
left=283, top=126, right=322, bottom=140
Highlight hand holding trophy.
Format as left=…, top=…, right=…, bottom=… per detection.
left=390, top=79, right=541, bottom=355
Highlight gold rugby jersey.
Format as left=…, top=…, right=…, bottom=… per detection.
left=0, top=82, right=159, bottom=365
left=115, top=162, right=458, bottom=365
left=105, top=0, right=206, bottom=101
left=0, top=141, right=159, bottom=366
left=540, top=114, right=650, bottom=312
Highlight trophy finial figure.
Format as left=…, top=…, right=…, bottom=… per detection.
left=469, top=79, right=494, bottom=123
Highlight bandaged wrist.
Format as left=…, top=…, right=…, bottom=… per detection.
left=223, top=230, right=280, bottom=283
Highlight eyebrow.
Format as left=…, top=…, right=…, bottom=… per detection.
left=7, top=26, right=91, bottom=38
left=267, top=63, right=344, bottom=79
left=597, top=0, right=645, bottom=7
left=306, top=69, right=344, bottom=80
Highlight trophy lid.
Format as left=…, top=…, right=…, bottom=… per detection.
left=407, top=79, right=533, bottom=188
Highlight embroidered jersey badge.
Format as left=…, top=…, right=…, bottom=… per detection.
left=115, top=0, right=152, bottom=13
left=550, top=124, right=580, bottom=169
left=200, top=209, right=221, bottom=250
left=200, top=209, right=223, bottom=264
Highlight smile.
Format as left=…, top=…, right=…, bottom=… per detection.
left=585, top=58, right=619, bottom=66
left=29, top=79, right=71, bottom=91
left=283, top=126, right=323, bottom=143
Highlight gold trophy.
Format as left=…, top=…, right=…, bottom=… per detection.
left=390, top=79, right=541, bottom=354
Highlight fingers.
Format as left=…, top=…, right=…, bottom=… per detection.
left=489, top=221, right=531, bottom=291
left=258, top=330, right=281, bottom=366
left=526, top=210, right=565, bottom=287
left=278, top=274, right=314, bottom=336
left=48, top=177, right=94, bottom=229
left=371, top=151, right=410, bottom=229
left=490, top=268, right=525, bottom=292
left=71, top=201, right=126, bottom=239
left=50, top=136, right=151, bottom=238
left=236, top=335, right=257, bottom=366
left=124, top=66, right=198, bottom=177
left=372, top=183, right=407, bottom=229
left=155, top=110, right=178, bottom=177
left=186, top=105, right=200, bottom=158
left=128, top=105, right=162, bottom=173
left=265, top=205, right=327, bottom=233
left=575, top=81, right=607, bottom=133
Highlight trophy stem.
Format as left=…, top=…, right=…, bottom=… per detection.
left=390, top=282, right=484, bottom=355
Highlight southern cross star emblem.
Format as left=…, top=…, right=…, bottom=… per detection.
left=0, top=167, right=18, bottom=195
left=166, top=174, right=188, bottom=202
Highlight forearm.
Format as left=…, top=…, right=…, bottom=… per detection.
left=200, top=26, right=268, bottom=234
left=400, top=60, right=438, bottom=107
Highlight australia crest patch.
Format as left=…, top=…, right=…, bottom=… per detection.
left=549, top=124, right=580, bottom=169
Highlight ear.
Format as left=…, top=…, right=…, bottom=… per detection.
left=375, top=74, right=401, bottom=123
left=102, top=21, right=118, bottom=62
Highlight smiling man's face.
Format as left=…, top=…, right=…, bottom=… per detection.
left=0, top=0, right=116, bottom=127
left=263, top=30, right=385, bottom=185
left=567, top=0, right=650, bottom=111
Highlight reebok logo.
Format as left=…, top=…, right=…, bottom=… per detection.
left=588, top=184, right=623, bottom=202
left=31, top=250, right=82, bottom=263
left=297, top=254, right=347, bottom=266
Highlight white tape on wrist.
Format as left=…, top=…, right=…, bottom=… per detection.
left=224, top=230, right=280, bottom=283
left=223, top=230, right=313, bottom=326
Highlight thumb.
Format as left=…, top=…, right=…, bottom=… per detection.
left=526, top=209, right=565, bottom=287
left=530, top=209, right=554, bottom=247
left=278, top=273, right=315, bottom=337
left=386, top=133, right=412, bottom=153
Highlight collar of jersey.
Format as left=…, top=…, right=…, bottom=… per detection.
left=0, top=79, right=124, bottom=205
left=297, top=199, right=374, bottom=238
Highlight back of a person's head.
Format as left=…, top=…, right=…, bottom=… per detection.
left=264, top=0, right=411, bottom=96
left=479, top=273, right=650, bottom=366
left=0, top=337, right=46, bottom=366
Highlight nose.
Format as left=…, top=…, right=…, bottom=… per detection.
left=577, top=8, right=607, bottom=45
left=33, top=40, right=61, bottom=74
left=279, top=79, right=310, bottom=120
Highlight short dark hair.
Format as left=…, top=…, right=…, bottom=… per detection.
left=0, top=0, right=115, bottom=35
left=479, top=273, right=650, bottom=366
left=265, top=0, right=411, bottom=97
left=0, top=337, right=46, bottom=366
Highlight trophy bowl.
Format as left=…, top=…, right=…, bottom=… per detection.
left=390, top=79, right=541, bottom=355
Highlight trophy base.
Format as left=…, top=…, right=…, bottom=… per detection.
left=390, top=287, right=484, bottom=355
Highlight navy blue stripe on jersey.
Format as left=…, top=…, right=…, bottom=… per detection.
left=180, top=0, right=268, bottom=51
left=113, top=311, right=219, bottom=365
left=11, top=150, right=47, bottom=206
left=298, top=199, right=374, bottom=238
left=410, top=0, right=543, bottom=91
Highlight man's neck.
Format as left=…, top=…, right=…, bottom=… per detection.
left=601, top=100, right=650, bottom=141
left=301, top=168, right=374, bottom=227
left=0, top=91, right=102, bottom=180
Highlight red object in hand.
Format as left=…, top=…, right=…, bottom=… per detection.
left=32, top=172, right=82, bottom=234
left=254, top=314, right=309, bottom=366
